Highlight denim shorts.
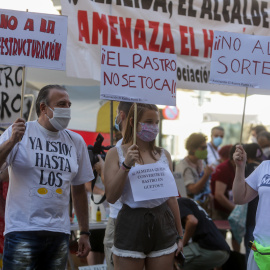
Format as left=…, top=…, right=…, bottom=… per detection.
left=3, top=231, right=70, bottom=270
left=112, top=202, right=178, bottom=258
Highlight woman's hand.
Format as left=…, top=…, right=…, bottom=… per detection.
left=233, top=145, right=247, bottom=168
left=175, top=239, right=183, bottom=255
left=124, top=144, right=139, bottom=167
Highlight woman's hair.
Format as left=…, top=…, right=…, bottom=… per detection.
left=185, top=133, right=207, bottom=155
left=218, top=144, right=232, bottom=161
left=243, top=143, right=263, bottom=161
left=122, top=103, right=161, bottom=161
left=229, top=144, right=238, bottom=161
left=257, top=131, right=270, bottom=141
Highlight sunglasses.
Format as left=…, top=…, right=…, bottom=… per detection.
left=199, top=145, right=207, bottom=150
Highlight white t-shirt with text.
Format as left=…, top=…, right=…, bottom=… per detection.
left=0, top=121, right=94, bottom=235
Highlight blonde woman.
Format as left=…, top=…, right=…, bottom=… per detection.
left=104, top=103, right=183, bottom=270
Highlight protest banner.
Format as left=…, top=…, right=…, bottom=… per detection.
left=129, top=163, right=178, bottom=201
left=0, top=65, right=23, bottom=127
left=61, top=0, right=270, bottom=93
left=210, top=31, right=270, bottom=90
left=209, top=30, right=270, bottom=141
left=0, top=8, right=67, bottom=118
left=0, top=8, right=67, bottom=70
left=100, top=46, right=176, bottom=106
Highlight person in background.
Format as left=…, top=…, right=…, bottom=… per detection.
left=85, top=159, right=106, bottom=266
left=103, top=101, right=133, bottom=270
left=177, top=197, right=230, bottom=270
left=243, top=143, right=263, bottom=262
left=206, top=126, right=225, bottom=166
left=175, top=133, right=214, bottom=201
left=0, top=167, right=9, bottom=259
left=211, top=144, right=240, bottom=252
left=250, top=125, right=267, bottom=143
left=218, top=144, right=233, bottom=163
left=256, top=131, right=270, bottom=160
left=0, top=85, right=94, bottom=270
left=232, top=144, right=270, bottom=269
left=104, top=103, right=183, bottom=270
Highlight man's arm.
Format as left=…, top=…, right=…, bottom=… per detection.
left=182, top=214, right=198, bottom=246
left=71, top=184, right=91, bottom=257
left=0, top=118, right=25, bottom=168
left=85, top=181, right=105, bottom=196
left=93, top=156, right=105, bottom=184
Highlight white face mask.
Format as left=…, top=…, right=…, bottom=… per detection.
left=46, top=107, right=71, bottom=131
left=251, top=136, right=258, bottom=143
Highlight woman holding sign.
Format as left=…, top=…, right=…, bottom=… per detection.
left=104, top=103, right=183, bottom=270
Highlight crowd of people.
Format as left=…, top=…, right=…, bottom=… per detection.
left=0, top=84, right=269, bottom=270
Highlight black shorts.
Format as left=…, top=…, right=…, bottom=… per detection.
left=89, top=229, right=105, bottom=253
left=113, top=202, right=178, bottom=257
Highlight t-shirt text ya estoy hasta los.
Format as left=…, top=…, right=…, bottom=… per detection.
left=0, top=121, right=94, bottom=235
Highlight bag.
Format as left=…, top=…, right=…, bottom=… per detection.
left=228, top=204, right=248, bottom=244
left=253, top=241, right=270, bottom=270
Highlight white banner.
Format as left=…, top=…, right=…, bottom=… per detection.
left=0, top=65, right=22, bottom=127
left=61, top=0, right=270, bottom=93
left=0, top=8, right=67, bottom=70
left=210, top=31, right=270, bottom=90
left=100, top=46, right=176, bottom=105
left=129, top=163, right=178, bottom=202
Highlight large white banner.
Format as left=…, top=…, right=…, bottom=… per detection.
left=0, top=65, right=22, bottom=127
left=0, top=8, right=67, bottom=70
left=210, top=31, right=270, bottom=90
left=61, top=0, right=270, bottom=93
left=100, top=46, right=176, bottom=105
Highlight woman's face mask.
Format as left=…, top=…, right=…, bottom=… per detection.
left=194, top=149, right=208, bottom=160
left=137, top=122, right=159, bottom=142
left=46, top=106, right=71, bottom=131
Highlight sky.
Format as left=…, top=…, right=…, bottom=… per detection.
left=0, top=0, right=58, bottom=14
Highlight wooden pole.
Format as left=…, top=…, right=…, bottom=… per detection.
left=133, top=103, right=137, bottom=145
left=110, top=101, right=114, bottom=146
left=20, top=66, right=26, bottom=118
left=240, top=87, right=248, bottom=144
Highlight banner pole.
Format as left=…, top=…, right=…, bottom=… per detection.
left=110, top=101, right=114, bottom=146
left=240, top=87, right=248, bottom=144
left=20, top=66, right=26, bottom=118
left=133, top=103, right=137, bottom=145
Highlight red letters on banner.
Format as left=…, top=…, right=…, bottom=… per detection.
left=77, top=11, right=215, bottom=58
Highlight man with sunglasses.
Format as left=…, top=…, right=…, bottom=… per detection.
left=206, top=126, right=225, bottom=166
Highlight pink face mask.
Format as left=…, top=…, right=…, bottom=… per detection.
left=137, top=122, right=159, bottom=142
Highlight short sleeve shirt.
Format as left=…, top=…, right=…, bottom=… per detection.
left=178, top=198, right=230, bottom=251
left=0, top=121, right=94, bottom=235
left=210, top=160, right=235, bottom=213
left=246, top=161, right=270, bottom=246
left=175, top=158, right=204, bottom=196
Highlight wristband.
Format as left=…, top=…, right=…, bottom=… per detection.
left=176, top=235, right=183, bottom=242
left=121, top=165, right=130, bottom=172
left=80, top=231, right=91, bottom=236
left=122, top=162, right=132, bottom=170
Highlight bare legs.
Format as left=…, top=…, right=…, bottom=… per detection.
left=113, top=252, right=175, bottom=270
